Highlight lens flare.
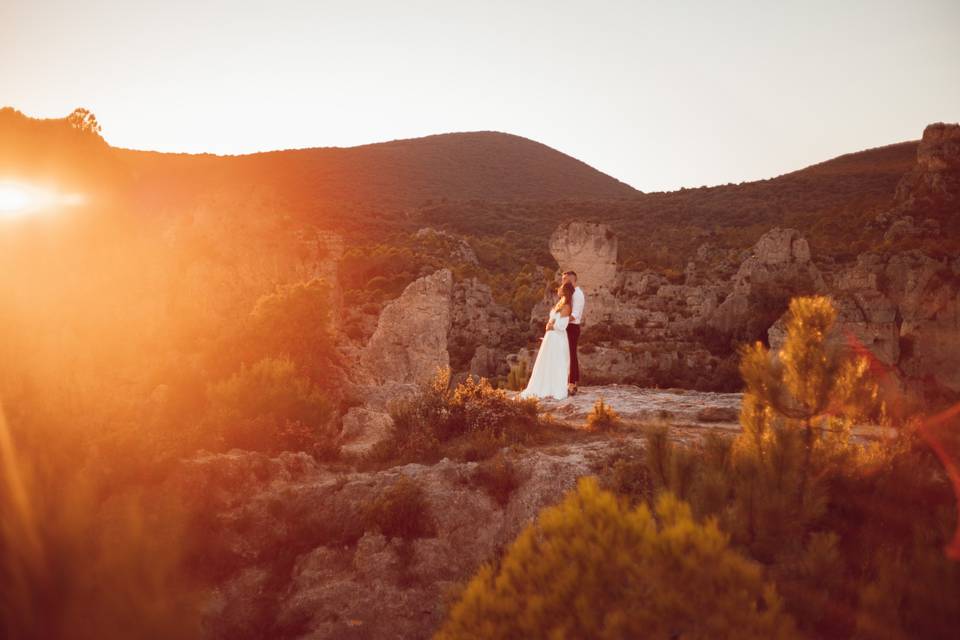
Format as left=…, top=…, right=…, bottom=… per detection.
left=0, top=183, right=33, bottom=216
left=0, top=181, right=86, bottom=220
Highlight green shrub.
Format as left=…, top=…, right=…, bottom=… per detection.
left=585, top=397, right=621, bottom=431
left=437, top=477, right=797, bottom=639
left=365, top=476, right=436, bottom=540
left=205, top=356, right=337, bottom=456
left=246, top=278, right=339, bottom=383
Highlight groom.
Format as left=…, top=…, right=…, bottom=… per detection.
left=561, top=271, right=585, bottom=395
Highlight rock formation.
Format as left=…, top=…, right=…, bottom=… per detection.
left=449, top=277, right=519, bottom=378
left=360, top=269, right=453, bottom=386
left=709, top=228, right=825, bottom=334
left=893, top=122, right=960, bottom=213
left=549, top=221, right=619, bottom=292
left=344, top=266, right=523, bottom=453
left=343, top=270, right=453, bottom=455
left=175, top=441, right=635, bottom=639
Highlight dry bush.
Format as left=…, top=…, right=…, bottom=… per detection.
left=586, top=397, right=621, bottom=432
left=365, top=476, right=436, bottom=540
left=375, top=369, right=542, bottom=464
left=472, top=453, right=522, bottom=506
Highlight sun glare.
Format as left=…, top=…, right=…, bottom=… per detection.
left=0, top=181, right=85, bottom=220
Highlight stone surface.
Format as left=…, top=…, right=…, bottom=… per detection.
left=549, top=221, right=619, bottom=292
left=450, top=277, right=519, bottom=377
left=893, top=122, right=960, bottom=212
left=710, top=228, right=826, bottom=334
left=533, top=384, right=743, bottom=429
left=340, top=408, right=394, bottom=456
left=361, top=269, right=453, bottom=386
left=181, top=383, right=898, bottom=640
left=177, top=439, right=631, bottom=640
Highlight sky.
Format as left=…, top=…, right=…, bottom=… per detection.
left=2, top=0, right=959, bottom=192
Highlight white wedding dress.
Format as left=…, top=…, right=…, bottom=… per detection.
left=520, top=309, right=570, bottom=400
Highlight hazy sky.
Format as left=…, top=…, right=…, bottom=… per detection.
left=2, top=0, right=958, bottom=191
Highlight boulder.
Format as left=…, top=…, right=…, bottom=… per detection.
left=361, top=269, right=453, bottom=386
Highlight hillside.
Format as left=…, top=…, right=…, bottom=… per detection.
left=2, top=107, right=924, bottom=268
left=117, top=130, right=642, bottom=206
left=413, top=139, right=920, bottom=269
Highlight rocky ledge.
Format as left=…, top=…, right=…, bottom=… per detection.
left=534, top=384, right=742, bottom=429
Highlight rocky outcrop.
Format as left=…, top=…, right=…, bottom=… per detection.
left=177, top=437, right=638, bottom=639
left=360, top=269, right=453, bottom=386
left=339, top=408, right=394, bottom=456
left=884, top=252, right=960, bottom=393
left=893, top=122, right=960, bottom=212
left=872, top=123, right=960, bottom=244
left=183, top=382, right=897, bottom=639
left=549, top=221, right=619, bottom=292
left=346, top=270, right=453, bottom=455
left=766, top=248, right=960, bottom=395
left=449, top=278, right=519, bottom=377
left=710, top=228, right=825, bottom=334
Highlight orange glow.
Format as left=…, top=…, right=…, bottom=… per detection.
left=0, top=181, right=85, bottom=220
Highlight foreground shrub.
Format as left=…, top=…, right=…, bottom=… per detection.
left=438, top=477, right=797, bottom=640
left=448, top=375, right=540, bottom=439
left=594, top=296, right=960, bottom=637
left=365, top=476, right=436, bottom=540
left=1, top=409, right=202, bottom=640
left=585, top=397, right=621, bottom=431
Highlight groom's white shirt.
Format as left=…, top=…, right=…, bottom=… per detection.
left=571, top=286, right=585, bottom=325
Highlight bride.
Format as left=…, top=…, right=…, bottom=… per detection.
left=520, top=282, right=574, bottom=400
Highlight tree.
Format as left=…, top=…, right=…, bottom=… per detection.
left=246, top=278, right=339, bottom=384
left=65, top=108, right=102, bottom=135
left=438, top=477, right=798, bottom=640
left=737, top=296, right=877, bottom=508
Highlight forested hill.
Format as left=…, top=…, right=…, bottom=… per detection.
left=1, top=106, right=922, bottom=265
left=119, top=130, right=641, bottom=206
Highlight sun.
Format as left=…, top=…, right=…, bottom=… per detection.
left=0, top=183, right=35, bottom=217
left=0, top=181, right=85, bottom=220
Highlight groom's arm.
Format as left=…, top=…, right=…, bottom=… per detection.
left=572, top=290, right=585, bottom=323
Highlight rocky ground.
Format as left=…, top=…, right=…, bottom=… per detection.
left=183, top=384, right=898, bottom=640
left=535, top=384, right=741, bottom=429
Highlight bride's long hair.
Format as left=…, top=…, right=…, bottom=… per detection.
left=554, top=282, right=575, bottom=312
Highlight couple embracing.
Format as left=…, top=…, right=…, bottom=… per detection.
left=520, top=271, right=585, bottom=401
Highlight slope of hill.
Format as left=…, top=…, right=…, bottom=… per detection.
left=413, top=139, right=920, bottom=269
left=113, top=130, right=640, bottom=208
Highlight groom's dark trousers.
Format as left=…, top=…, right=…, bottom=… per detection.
left=567, top=323, right=581, bottom=384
